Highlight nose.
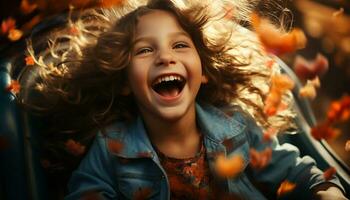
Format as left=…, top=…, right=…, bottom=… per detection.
left=155, top=49, right=176, bottom=67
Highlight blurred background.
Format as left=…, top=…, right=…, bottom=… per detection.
left=0, top=0, right=349, bottom=166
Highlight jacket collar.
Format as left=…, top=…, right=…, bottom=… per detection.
left=105, top=103, right=246, bottom=159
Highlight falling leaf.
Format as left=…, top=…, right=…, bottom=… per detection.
left=8, top=29, right=23, bottom=41
left=5, top=80, right=21, bottom=94
left=69, top=26, right=80, bottom=35
left=1, top=17, right=16, bottom=34
left=99, top=0, right=125, bottom=8
left=277, top=180, right=296, bottom=197
left=251, top=13, right=306, bottom=55
left=25, top=55, right=35, bottom=66
left=293, top=54, right=329, bottom=80
left=20, top=0, right=38, bottom=15
left=264, top=75, right=294, bottom=116
left=215, top=154, right=244, bottom=178
left=311, top=122, right=340, bottom=140
left=266, top=59, right=275, bottom=69
left=327, top=95, right=350, bottom=123
left=249, top=147, right=272, bottom=170
left=323, top=167, right=337, bottom=181
left=345, top=140, right=350, bottom=152
left=263, top=127, right=278, bottom=142
left=332, top=8, right=344, bottom=18
left=133, top=187, right=152, bottom=200
left=107, top=139, right=124, bottom=154
left=65, top=139, right=85, bottom=156
left=299, top=80, right=318, bottom=99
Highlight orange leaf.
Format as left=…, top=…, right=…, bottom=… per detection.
left=327, top=95, right=350, bottom=123
left=293, top=54, right=329, bottom=80
left=249, top=147, right=272, bottom=170
left=299, top=81, right=317, bottom=100
left=8, top=29, right=23, bottom=41
left=107, top=139, right=124, bottom=154
left=323, top=167, right=337, bottom=181
left=215, top=154, right=244, bottom=178
left=65, top=139, right=85, bottom=156
left=345, top=140, right=350, bottom=152
left=332, top=7, right=344, bottom=18
left=5, top=80, right=21, bottom=94
left=263, top=127, right=277, bottom=142
left=251, top=13, right=306, bottom=55
left=133, top=187, right=152, bottom=200
left=1, top=17, right=16, bottom=34
left=25, top=55, right=35, bottom=66
left=277, top=180, right=296, bottom=196
left=99, top=0, right=125, bottom=8
left=311, top=122, right=340, bottom=140
left=20, top=0, right=38, bottom=15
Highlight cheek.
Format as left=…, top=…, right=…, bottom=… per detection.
left=127, top=62, right=149, bottom=90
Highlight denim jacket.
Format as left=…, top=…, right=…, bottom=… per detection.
left=65, top=103, right=344, bottom=200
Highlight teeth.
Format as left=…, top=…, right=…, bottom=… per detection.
left=153, top=75, right=183, bottom=86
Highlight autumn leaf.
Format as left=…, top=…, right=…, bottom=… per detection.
left=214, top=154, right=244, bottom=178
left=263, top=127, right=277, bottom=142
left=277, top=180, right=296, bottom=197
left=133, top=187, right=152, bottom=200
left=293, top=54, right=329, bottom=80
left=25, top=55, right=35, bottom=66
left=323, top=167, right=337, bottom=181
left=327, top=95, right=350, bottom=123
left=311, top=122, right=340, bottom=140
left=345, top=140, right=350, bottom=152
left=65, top=139, right=85, bottom=156
left=299, top=77, right=320, bottom=100
left=20, top=0, right=38, bottom=15
left=99, top=0, right=125, bottom=8
left=264, top=75, right=294, bottom=116
left=1, top=17, right=16, bottom=34
left=107, top=139, right=124, bottom=154
left=251, top=13, right=306, bottom=55
left=5, top=80, right=21, bottom=94
left=8, top=29, right=23, bottom=41
left=249, top=147, right=272, bottom=170
left=332, top=8, right=344, bottom=18
left=81, top=190, right=103, bottom=200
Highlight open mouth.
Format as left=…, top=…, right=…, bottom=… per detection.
left=151, top=75, right=186, bottom=98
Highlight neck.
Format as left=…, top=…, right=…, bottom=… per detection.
left=140, top=105, right=201, bottom=158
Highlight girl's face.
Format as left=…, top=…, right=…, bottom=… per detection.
left=127, top=10, right=207, bottom=122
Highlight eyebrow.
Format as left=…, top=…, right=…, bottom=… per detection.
left=133, top=31, right=191, bottom=45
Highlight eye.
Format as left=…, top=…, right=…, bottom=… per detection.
left=136, top=47, right=153, bottom=55
left=173, top=42, right=189, bottom=49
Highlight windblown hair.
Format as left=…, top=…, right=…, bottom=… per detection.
left=19, top=0, right=296, bottom=171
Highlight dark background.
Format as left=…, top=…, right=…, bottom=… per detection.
left=1, top=0, right=349, bottom=165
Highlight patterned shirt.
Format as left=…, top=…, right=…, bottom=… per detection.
left=156, top=138, right=214, bottom=200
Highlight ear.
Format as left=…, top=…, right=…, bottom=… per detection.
left=120, top=85, right=131, bottom=96
left=201, top=75, right=208, bottom=84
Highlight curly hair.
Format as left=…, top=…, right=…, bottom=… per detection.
left=19, top=0, right=296, bottom=172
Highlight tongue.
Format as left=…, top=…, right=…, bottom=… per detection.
left=157, top=87, right=179, bottom=98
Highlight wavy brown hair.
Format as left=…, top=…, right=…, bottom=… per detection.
left=19, top=0, right=295, bottom=172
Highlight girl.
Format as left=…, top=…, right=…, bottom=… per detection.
left=22, top=0, right=347, bottom=199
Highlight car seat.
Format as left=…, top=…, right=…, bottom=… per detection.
left=0, top=14, right=349, bottom=200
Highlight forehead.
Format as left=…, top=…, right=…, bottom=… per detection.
left=135, top=10, right=186, bottom=37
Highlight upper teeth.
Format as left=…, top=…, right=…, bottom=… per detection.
left=153, top=75, right=183, bottom=85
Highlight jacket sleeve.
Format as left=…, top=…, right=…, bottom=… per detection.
left=65, top=133, right=118, bottom=200
left=242, top=113, right=345, bottom=199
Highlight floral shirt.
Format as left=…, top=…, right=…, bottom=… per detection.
left=156, top=138, right=214, bottom=200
